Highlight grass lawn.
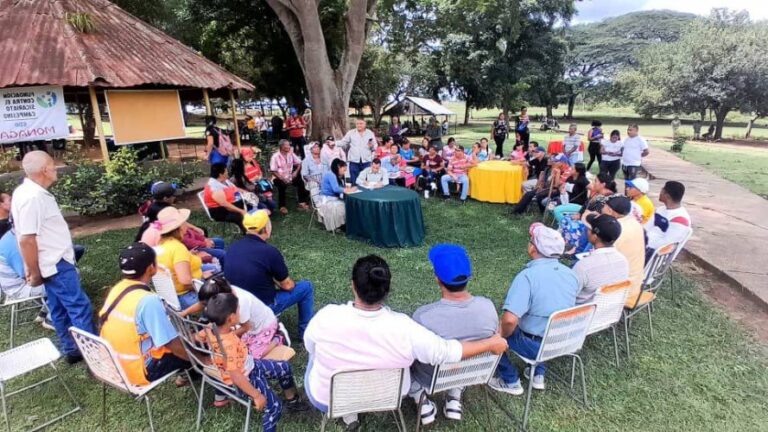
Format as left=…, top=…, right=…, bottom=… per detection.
left=2, top=195, right=768, bottom=431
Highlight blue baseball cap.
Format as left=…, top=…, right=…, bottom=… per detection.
left=429, top=244, right=472, bottom=287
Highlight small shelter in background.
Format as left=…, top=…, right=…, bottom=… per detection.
left=382, top=96, right=457, bottom=134
left=0, top=0, right=254, bottom=161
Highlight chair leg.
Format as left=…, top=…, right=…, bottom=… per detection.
left=574, top=354, right=589, bottom=407
left=415, top=391, right=427, bottom=432
left=522, top=362, right=537, bottom=431
left=570, top=356, right=577, bottom=389
left=9, top=304, right=16, bottom=348
left=144, top=396, right=155, bottom=432
left=397, top=408, right=407, bottom=432
left=611, top=325, right=620, bottom=367
left=50, top=362, right=80, bottom=410
left=647, top=306, right=654, bottom=340
left=243, top=402, right=252, bottom=432
left=623, top=313, right=631, bottom=360
left=320, top=415, right=327, bottom=432
left=101, top=383, right=107, bottom=430
left=1, top=381, right=10, bottom=432
left=195, top=379, right=206, bottom=431
left=185, top=369, right=200, bottom=405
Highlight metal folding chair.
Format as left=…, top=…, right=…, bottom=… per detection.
left=0, top=338, right=80, bottom=432
left=584, top=281, right=631, bottom=367
left=511, top=304, right=596, bottom=431
left=198, top=190, right=243, bottom=235
left=414, top=353, right=501, bottom=432
left=307, top=183, right=325, bottom=231
left=165, top=306, right=256, bottom=432
left=644, top=242, right=679, bottom=294
left=150, top=263, right=182, bottom=310
left=69, top=328, right=191, bottom=432
left=1, top=293, right=45, bottom=348
left=321, top=368, right=407, bottom=432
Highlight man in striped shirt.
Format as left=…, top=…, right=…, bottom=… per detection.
left=563, top=124, right=583, bottom=165
left=441, top=146, right=476, bottom=202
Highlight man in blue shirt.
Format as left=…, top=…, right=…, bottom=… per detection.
left=224, top=210, right=315, bottom=338
left=489, top=223, right=578, bottom=395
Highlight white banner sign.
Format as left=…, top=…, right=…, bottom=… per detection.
left=1, top=85, right=68, bottom=144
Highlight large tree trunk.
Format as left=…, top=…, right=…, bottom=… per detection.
left=714, top=108, right=729, bottom=140
left=546, top=105, right=553, bottom=119
left=566, top=94, right=576, bottom=119
left=463, top=104, right=470, bottom=125
left=266, top=0, right=377, bottom=141
left=745, top=114, right=760, bottom=139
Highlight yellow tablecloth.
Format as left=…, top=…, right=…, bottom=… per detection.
left=468, top=161, right=524, bottom=204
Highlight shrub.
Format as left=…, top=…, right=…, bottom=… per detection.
left=670, top=135, right=687, bottom=153
left=55, top=147, right=205, bottom=216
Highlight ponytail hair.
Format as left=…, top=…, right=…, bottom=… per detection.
left=352, top=255, right=392, bottom=305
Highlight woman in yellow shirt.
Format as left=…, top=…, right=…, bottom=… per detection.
left=153, top=207, right=218, bottom=308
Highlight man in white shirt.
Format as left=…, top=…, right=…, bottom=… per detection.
left=646, top=181, right=692, bottom=262
left=574, top=214, right=630, bottom=304
left=337, top=118, right=377, bottom=185
left=12, top=151, right=95, bottom=363
left=621, top=124, right=649, bottom=180
left=355, top=158, right=387, bottom=189
left=563, top=124, right=583, bottom=165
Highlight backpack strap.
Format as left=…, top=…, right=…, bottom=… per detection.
left=99, top=284, right=150, bottom=328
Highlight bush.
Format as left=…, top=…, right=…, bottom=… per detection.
left=670, top=135, right=687, bottom=153
left=55, top=147, right=205, bottom=216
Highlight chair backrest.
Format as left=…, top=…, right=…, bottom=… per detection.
left=164, top=306, right=230, bottom=386
left=672, top=229, right=692, bottom=261
left=308, top=183, right=323, bottom=208
left=328, top=368, right=404, bottom=419
left=197, top=191, right=214, bottom=221
left=588, top=280, right=631, bottom=335
left=643, top=242, right=678, bottom=292
left=428, top=352, right=501, bottom=395
left=150, top=263, right=181, bottom=310
left=537, top=304, right=596, bottom=363
left=69, top=327, right=136, bottom=394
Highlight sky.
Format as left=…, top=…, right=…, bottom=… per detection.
left=574, top=0, right=768, bottom=23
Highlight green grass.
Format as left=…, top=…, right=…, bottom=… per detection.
left=2, top=196, right=768, bottom=431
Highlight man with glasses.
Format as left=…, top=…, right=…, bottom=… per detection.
left=489, top=223, right=578, bottom=395
left=621, top=124, right=649, bottom=180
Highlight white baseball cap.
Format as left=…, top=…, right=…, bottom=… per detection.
left=529, top=223, right=566, bottom=258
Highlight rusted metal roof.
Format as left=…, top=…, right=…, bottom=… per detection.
left=0, top=0, right=254, bottom=91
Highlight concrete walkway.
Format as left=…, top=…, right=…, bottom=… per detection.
left=643, top=149, right=768, bottom=310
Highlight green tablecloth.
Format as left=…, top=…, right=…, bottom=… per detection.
left=345, top=186, right=425, bottom=248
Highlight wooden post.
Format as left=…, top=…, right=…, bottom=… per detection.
left=88, top=86, right=109, bottom=162
left=229, top=89, right=241, bottom=148
left=203, top=89, right=212, bottom=116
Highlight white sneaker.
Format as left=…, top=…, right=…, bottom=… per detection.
left=430, top=182, right=437, bottom=191
left=443, top=397, right=462, bottom=421
left=524, top=367, right=546, bottom=390
left=487, top=377, right=524, bottom=396
left=419, top=399, right=437, bottom=425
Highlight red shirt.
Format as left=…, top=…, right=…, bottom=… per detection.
left=245, top=160, right=262, bottom=182
left=285, top=116, right=306, bottom=138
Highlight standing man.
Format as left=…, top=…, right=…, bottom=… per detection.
left=489, top=223, right=577, bottom=394
left=338, top=117, right=377, bottom=185
left=12, top=151, right=96, bottom=363
left=285, top=108, right=307, bottom=158
left=563, top=124, right=583, bottom=166
left=692, top=120, right=702, bottom=141
left=621, top=124, right=649, bottom=181
left=224, top=211, right=315, bottom=339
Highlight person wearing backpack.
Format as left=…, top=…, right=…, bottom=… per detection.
left=205, top=116, right=233, bottom=166
left=99, top=243, right=193, bottom=387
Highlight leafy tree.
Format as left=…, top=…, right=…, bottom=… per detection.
left=619, top=9, right=768, bottom=140
left=353, top=46, right=402, bottom=127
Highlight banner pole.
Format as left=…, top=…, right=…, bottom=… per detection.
left=203, top=89, right=212, bottom=116
left=88, top=86, right=110, bottom=163
left=229, top=89, right=241, bottom=148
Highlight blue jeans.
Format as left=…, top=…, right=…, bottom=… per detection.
left=269, top=280, right=314, bottom=339
left=495, top=327, right=546, bottom=383
left=441, top=174, right=470, bottom=200
left=199, top=247, right=226, bottom=266
left=73, top=244, right=86, bottom=262
left=44, top=260, right=96, bottom=356
left=349, top=162, right=370, bottom=186
left=178, top=291, right=199, bottom=310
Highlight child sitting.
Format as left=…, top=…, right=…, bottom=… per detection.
left=203, top=293, right=307, bottom=432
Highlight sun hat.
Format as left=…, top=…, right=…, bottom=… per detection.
left=429, top=244, right=472, bottom=287
left=243, top=210, right=270, bottom=232
left=529, top=223, right=566, bottom=258
left=155, top=206, right=191, bottom=234
left=625, top=178, right=650, bottom=194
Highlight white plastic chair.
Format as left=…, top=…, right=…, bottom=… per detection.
left=511, top=304, right=596, bottom=430
left=198, top=191, right=214, bottom=221
left=643, top=242, right=679, bottom=294
left=585, top=280, right=631, bottom=367
left=0, top=338, right=80, bottom=432
left=165, top=306, right=256, bottom=432
left=150, top=264, right=182, bottom=311
left=415, top=353, right=501, bottom=432
left=1, top=292, right=44, bottom=348
left=307, top=183, right=328, bottom=232
left=69, top=328, right=189, bottom=432
left=321, top=368, right=407, bottom=432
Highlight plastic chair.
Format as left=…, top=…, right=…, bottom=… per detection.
left=69, top=327, right=191, bottom=432
left=0, top=338, right=80, bottom=432
left=198, top=191, right=242, bottom=235
left=511, top=304, right=596, bottom=431
left=1, top=293, right=44, bottom=348
left=150, top=264, right=181, bottom=311
left=165, top=306, right=256, bottom=432
left=321, top=368, right=407, bottom=432
left=307, top=183, right=325, bottom=231
left=643, top=242, right=679, bottom=294
left=584, top=281, right=631, bottom=367
left=414, top=353, right=501, bottom=432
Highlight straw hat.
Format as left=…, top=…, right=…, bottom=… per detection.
left=155, top=207, right=191, bottom=234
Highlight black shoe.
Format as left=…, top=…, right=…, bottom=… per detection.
left=65, top=353, right=83, bottom=365
left=284, top=395, right=310, bottom=412
left=344, top=421, right=361, bottom=431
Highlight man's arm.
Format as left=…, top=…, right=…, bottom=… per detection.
left=500, top=311, right=519, bottom=338
left=459, top=334, right=508, bottom=358
left=18, top=235, right=42, bottom=286
left=275, top=276, right=295, bottom=291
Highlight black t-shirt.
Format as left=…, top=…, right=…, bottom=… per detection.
left=0, top=218, right=10, bottom=238
left=205, top=125, right=220, bottom=148
left=493, top=120, right=508, bottom=138
left=567, top=176, right=590, bottom=206
left=528, top=157, right=548, bottom=179
left=271, top=116, right=284, bottom=135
